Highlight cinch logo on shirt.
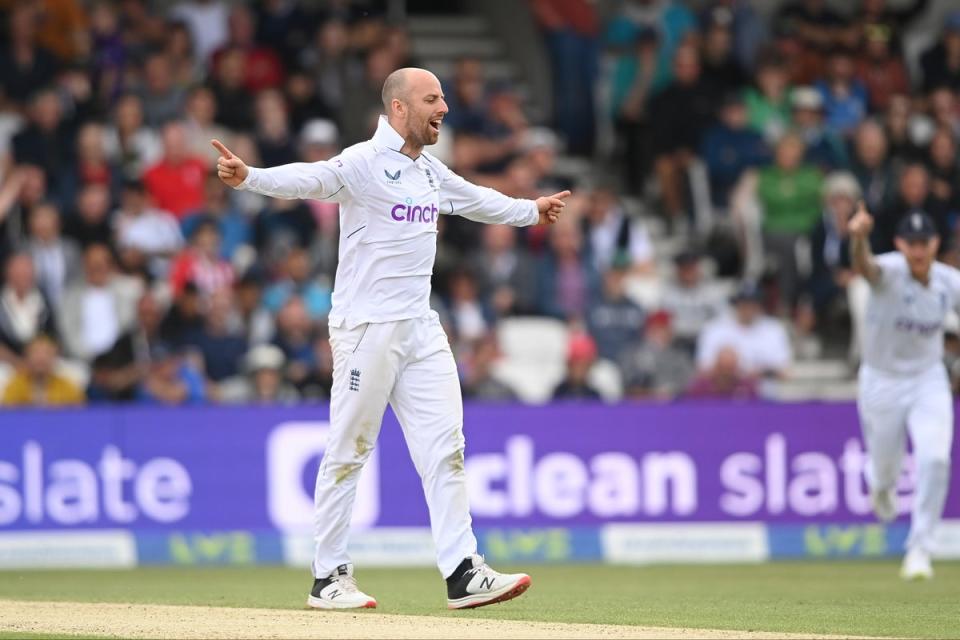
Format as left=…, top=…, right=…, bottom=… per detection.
left=894, top=317, right=941, bottom=336
left=391, top=198, right=438, bottom=223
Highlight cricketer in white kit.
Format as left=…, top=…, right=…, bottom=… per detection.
left=212, top=67, right=570, bottom=609
left=848, top=202, right=957, bottom=580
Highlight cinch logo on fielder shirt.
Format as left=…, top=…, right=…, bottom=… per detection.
left=391, top=198, right=438, bottom=223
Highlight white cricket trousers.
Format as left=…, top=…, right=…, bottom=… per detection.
left=857, top=364, right=954, bottom=553
left=312, top=311, right=477, bottom=579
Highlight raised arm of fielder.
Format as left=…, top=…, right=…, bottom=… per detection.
left=849, top=199, right=881, bottom=284
left=211, top=139, right=569, bottom=225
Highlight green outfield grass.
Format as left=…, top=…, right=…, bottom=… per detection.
left=0, top=562, right=958, bottom=638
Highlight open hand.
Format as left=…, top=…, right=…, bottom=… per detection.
left=848, top=200, right=874, bottom=238
left=535, top=190, right=571, bottom=225
left=212, top=139, right=248, bottom=188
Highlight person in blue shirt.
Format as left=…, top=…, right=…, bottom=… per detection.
left=816, top=48, right=868, bottom=138
left=700, top=93, right=770, bottom=211
left=136, top=342, right=206, bottom=405
left=262, top=246, right=332, bottom=320
left=181, top=173, right=250, bottom=261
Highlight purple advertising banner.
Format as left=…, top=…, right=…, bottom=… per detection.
left=0, top=402, right=955, bottom=533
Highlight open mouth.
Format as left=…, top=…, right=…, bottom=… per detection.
left=429, top=118, right=442, bottom=133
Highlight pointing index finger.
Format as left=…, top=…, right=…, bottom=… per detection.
left=551, top=190, right=572, bottom=200
left=211, top=139, right=233, bottom=159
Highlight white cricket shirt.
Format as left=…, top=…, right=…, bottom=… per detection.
left=863, top=251, right=960, bottom=376
left=238, top=116, right=539, bottom=329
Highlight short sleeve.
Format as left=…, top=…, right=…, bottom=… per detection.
left=873, top=252, right=908, bottom=290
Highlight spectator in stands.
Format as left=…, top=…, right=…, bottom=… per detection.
left=300, top=19, right=351, bottom=119
left=103, top=93, right=162, bottom=180
left=699, top=8, right=749, bottom=100
left=25, top=202, right=80, bottom=307
left=660, top=250, right=728, bottom=353
left=920, top=11, right=960, bottom=92
left=0, top=3, right=60, bottom=108
left=751, top=132, right=823, bottom=309
left=64, top=183, right=112, bottom=249
left=849, top=0, right=929, bottom=57
left=700, top=93, right=769, bottom=212
left=551, top=330, right=602, bottom=401
left=184, top=289, right=247, bottom=384
left=169, top=218, right=234, bottom=297
left=0, top=252, right=55, bottom=367
left=137, top=52, right=186, bottom=128
left=586, top=256, right=645, bottom=362
left=856, top=23, right=909, bottom=114
left=529, top=0, right=600, bottom=155
left=183, top=85, right=232, bottom=165
left=254, top=88, right=297, bottom=167
left=234, top=273, right=274, bottom=346
left=882, top=93, right=925, bottom=165
left=875, top=163, right=948, bottom=254
left=137, top=341, right=206, bottom=405
left=220, top=343, right=299, bottom=405
left=744, top=53, right=793, bottom=142
left=164, top=21, right=200, bottom=88
left=928, top=86, right=960, bottom=139
left=0, top=166, right=46, bottom=262
left=650, top=44, right=716, bottom=218
left=263, top=247, right=330, bottom=320
left=696, top=282, right=792, bottom=378
left=469, top=224, right=537, bottom=318
left=815, top=48, right=868, bottom=138
left=686, top=345, right=758, bottom=399
left=252, top=196, right=317, bottom=264
left=850, top=119, right=895, bottom=213
left=160, top=281, right=204, bottom=346
left=58, top=243, right=141, bottom=362
left=927, top=127, right=960, bottom=219
left=170, top=0, right=230, bottom=65
left=444, top=58, right=493, bottom=135
left=699, top=1, right=767, bottom=74
left=773, top=0, right=852, bottom=56
left=808, top=172, right=860, bottom=320
left=582, top=184, right=654, bottom=273
left=143, top=121, right=208, bottom=219
left=12, top=89, right=74, bottom=201
left=791, top=86, right=847, bottom=171
left=271, top=296, right=317, bottom=392
left=445, top=269, right=491, bottom=352
left=620, top=310, right=694, bottom=399
left=60, top=122, right=118, bottom=211
left=181, top=173, right=250, bottom=263
left=113, top=179, right=183, bottom=278
left=461, top=333, right=517, bottom=402
left=209, top=46, right=255, bottom=132
left=536, top=218, right=598, bottom=321
left=211, top=5, right=284, bottom=94
left=1, top=335, right=83, bottom=407
left=87, top=292, right=163, bottom=402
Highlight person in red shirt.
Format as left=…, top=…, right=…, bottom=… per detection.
left=142, top=121, right=207, bottom=219
left=169, top=217, right=235, bottom=298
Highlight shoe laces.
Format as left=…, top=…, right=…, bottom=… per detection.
left=331, top=573, right=359, bottom=594
left=466, top=553, right=498, bottom=580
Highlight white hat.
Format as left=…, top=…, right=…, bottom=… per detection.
left=792, top=86, right=823, bottom=111
left=300, top=119, right=339, bottom=146
left=521, top=127, right=560, bottom=153
left=245, top=344, right=285, bottom=372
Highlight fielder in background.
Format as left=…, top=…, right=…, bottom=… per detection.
left=849, top=202, right=957, bottom=580
left=213, top=67, right=569, bottom=609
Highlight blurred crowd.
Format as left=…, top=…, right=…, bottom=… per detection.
left=1, top=0, right=959, bottom=408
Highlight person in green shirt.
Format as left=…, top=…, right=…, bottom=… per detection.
left=757, top=132, right=823, bottom=311
left=744, top=55, right=793, bottom=143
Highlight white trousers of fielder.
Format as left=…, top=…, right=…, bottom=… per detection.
left=312, top=311, right=476, bottom=579
left=857, top=364, right=954, bottom=553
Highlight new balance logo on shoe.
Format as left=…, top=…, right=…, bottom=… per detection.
left=479, top=576, right=495, bottom=590
left=328, top=589, right=340, bottom=599
left=349, top=369, right=361, bottom=391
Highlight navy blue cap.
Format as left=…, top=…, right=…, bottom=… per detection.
left=896, top=211, right=938, bottom=240
left=731, top=281, right=763, bottom=304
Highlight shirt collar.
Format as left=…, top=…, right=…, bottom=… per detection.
left=372, top=115, right=406, bottom=152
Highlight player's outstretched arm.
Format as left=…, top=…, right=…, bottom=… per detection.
left=849, top=200, right=881, bottom=284
left=211, top=139, right=348, bottom=201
